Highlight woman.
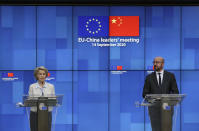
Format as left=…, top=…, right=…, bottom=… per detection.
left=29, top=66, right=55, bottom=131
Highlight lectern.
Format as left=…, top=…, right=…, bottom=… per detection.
left=22, top=95, right=63, bottom=131
left=141, top=94, right=186, bottom=131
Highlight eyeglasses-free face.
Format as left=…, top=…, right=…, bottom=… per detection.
left=37, top=70, right=47, bottom=83
left=153, top=57, right=164, bottom=71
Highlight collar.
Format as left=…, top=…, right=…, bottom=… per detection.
left=36, top=81, right=47, bottom=88
left=156, top=69, right=164, bottom=74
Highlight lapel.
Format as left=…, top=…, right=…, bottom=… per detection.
left=152, top=72, right=159, bottom=87
left=162, top=71, right=168, bottom=86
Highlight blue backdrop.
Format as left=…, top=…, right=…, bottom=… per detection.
left=0, top=6, right=198, bottom=131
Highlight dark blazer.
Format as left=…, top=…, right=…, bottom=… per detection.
left=142, top=71, right=179, bottom=98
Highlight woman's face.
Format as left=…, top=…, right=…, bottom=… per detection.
left=37, top=70, right=46, bottom=83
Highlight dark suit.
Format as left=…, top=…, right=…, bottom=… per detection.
left=142, top=71, right=179, bottom=131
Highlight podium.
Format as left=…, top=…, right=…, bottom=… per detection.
left=141, top=94, right=186, bottom=131
left=22, top=95, right=63, bottom=131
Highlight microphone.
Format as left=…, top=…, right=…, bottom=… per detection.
left=16, top=102, right=24, bottom=107
left=153, top=65, right=157, bottom=71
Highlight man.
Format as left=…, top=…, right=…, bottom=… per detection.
left=142, top=57, right=179, bottom=131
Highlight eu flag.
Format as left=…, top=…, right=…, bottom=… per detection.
left=78, top=16, right=109, bottom=37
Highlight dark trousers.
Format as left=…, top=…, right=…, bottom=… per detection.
left=30, top=111, right=52, bottom=131
left=148, top=104, right=173, bottom=131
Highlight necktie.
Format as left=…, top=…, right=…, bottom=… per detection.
left=158, top=73, right=161, bottom=86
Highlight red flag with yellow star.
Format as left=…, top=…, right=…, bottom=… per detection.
left=109, top=16, right=139, bottom=36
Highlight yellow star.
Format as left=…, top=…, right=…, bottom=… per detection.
left=112, top=19, right=117, bottom=24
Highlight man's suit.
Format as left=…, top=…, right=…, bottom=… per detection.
left=142, top=71, right=179, bottom=131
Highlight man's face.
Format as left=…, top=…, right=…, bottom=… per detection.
left=153, top=57, right=164, bottom=71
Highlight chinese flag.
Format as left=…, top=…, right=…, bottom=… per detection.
left=117, top=66, right=123, bottom=70
left=109, top=16, right=139, bottom=36
left=48, top=73, right=50, bottom=77
left=8, top=73, right=14, bottom=77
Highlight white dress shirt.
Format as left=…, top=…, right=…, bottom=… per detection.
left=156, top=70, right=164, bottom=85
left=28, top=82, right=55, bottom=112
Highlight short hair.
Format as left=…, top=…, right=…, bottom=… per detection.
left=34, top=66, right=48, bottom=80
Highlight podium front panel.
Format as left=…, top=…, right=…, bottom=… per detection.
left=22, top=95, right=63, bottom=131
left=143, top=94, right=185, bottom=131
